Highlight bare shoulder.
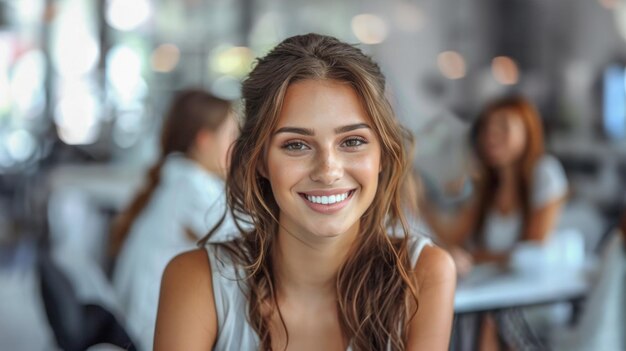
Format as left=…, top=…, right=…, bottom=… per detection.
left=414, top=245, right=456, bottom=288
left=154, top=248, right=217, bottom=351
left=163, top=248, right=213, bottom=282
left=406, top=245, right=456, bottom=350
left=159, top=248, right=215, bottom=301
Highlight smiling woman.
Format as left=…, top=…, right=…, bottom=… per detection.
left=265, top=80, right=381, bottom=239
left=153, top=33, right=456, bottom=351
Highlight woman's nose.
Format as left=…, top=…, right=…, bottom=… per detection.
left=310, top=149, right=343, bottom=185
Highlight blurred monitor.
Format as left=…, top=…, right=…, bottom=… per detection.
left=602, top=64, right=626, bottom=140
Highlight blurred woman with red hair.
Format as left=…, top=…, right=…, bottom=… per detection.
left=424, top=96, right=569, bottom=350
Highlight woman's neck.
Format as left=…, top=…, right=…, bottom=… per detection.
left=493, top=164, right=521, bottom=213
left=187, top=149, right=224, bottom=178
left=272, top=225, right=358, bottom=301
left=496, top=164, right=519, bottom=186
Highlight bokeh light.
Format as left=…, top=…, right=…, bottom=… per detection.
left=209, top=45, right=254, bottom=77
left=151, top=43, right=180, bottom=73
left=107, top=45, right=147, bottom=106
left=54, top=81, right=101, bottom=145
left=10, top=50, right=46, bottom=119
left=393, top=2, right=425, bottom=33
left=437, top=51, right=467, bottom=80
left=50, top=2, right=99, bottom=78
left=6, top=129, right=37, bottom=162
left=106, top=0, right=152, bottom=32
left=351, top=14, right=388, bottom=44
left=492, top=56, right=519, bottom=85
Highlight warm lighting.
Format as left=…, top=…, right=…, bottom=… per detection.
left=210, top=46, right=254, bottom=77
left=437, top=51, right=466, bottom=80
left=151, top=44, right=180, bottom=73
left=351, top=14, right=388, bottom=44
left=106, top=0, right=152, bottom=31
left=492, top=56, right=519, bottom=85
left=393, top=2, right=425, bottom=33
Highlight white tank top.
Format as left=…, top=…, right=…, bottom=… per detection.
left=205, top=235, right=433, bottom=350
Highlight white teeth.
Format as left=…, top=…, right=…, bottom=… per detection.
left=305, top=191, right=351, bottom=205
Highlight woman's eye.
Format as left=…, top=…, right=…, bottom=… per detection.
left=283, top=141, right=308, bottom=151
left=342, top=137, right=367, bottom=148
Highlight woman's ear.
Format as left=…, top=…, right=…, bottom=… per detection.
left=256, top=142, right=270, bottom=178
left=194, top=129, right=214, bottom=151
left=257, top=149, right=269, bottom=178
left=257, top=162, right=268, bottom=178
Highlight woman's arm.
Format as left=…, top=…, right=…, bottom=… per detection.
left=524, top=197, right=566, bottom=242
left=407, top=245, right=457, bottom=350
left=154, top=249, right=218, bottom=351
left=471, top=249, right=510, bottom=265
left=470, top=196, right=566, bottom=264
left=420, top=198, right=479, bottom=247
left=524, top=155, right=568, bottom=243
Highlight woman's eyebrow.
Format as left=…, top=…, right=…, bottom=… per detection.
left=334, top=123, right=371, bottom=134
left=273, top=127, right=314, bottom=136
left=273, top=123, right=371, bottom=136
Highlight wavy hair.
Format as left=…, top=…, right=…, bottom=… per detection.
left=470, top=96, right=545, bottom=243
left=202, top=33, right=418, bottom=351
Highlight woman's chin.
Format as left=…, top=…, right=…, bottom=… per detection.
left=308, top=226, right=354, bottom=239
left=311, top=230, right=344, bottom=238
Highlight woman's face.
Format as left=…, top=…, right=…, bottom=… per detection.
left=479, top=108, right=527, bottom=168
left=264, top=79, right=382, bottom=240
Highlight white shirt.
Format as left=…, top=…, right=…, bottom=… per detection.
left=112, top=153, right=238, bottom=351
left=206, top=235, right=433, bottom=350
left=482, top=155, right=568, bottom=253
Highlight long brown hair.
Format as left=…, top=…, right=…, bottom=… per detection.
left=470, top=96, right=545, bottom=243
left=110, top=89, right=231, bottom=255
left=202, top=34, right=418, bottom=350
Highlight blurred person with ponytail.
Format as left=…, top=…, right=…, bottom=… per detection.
left=154, top=34, right=455, bottom=351
left=111, top=89, right=239, bottom=350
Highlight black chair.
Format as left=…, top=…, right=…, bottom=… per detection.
left=37, top=248, right=136, bottom=351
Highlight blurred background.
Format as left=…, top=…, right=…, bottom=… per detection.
left=1, top=0, right=626, bottom=350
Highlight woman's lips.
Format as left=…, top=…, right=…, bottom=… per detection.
left=298, top=189, right=356, bottom=214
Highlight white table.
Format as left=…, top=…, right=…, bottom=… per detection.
left=454, top=263, right=592, bottom=314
